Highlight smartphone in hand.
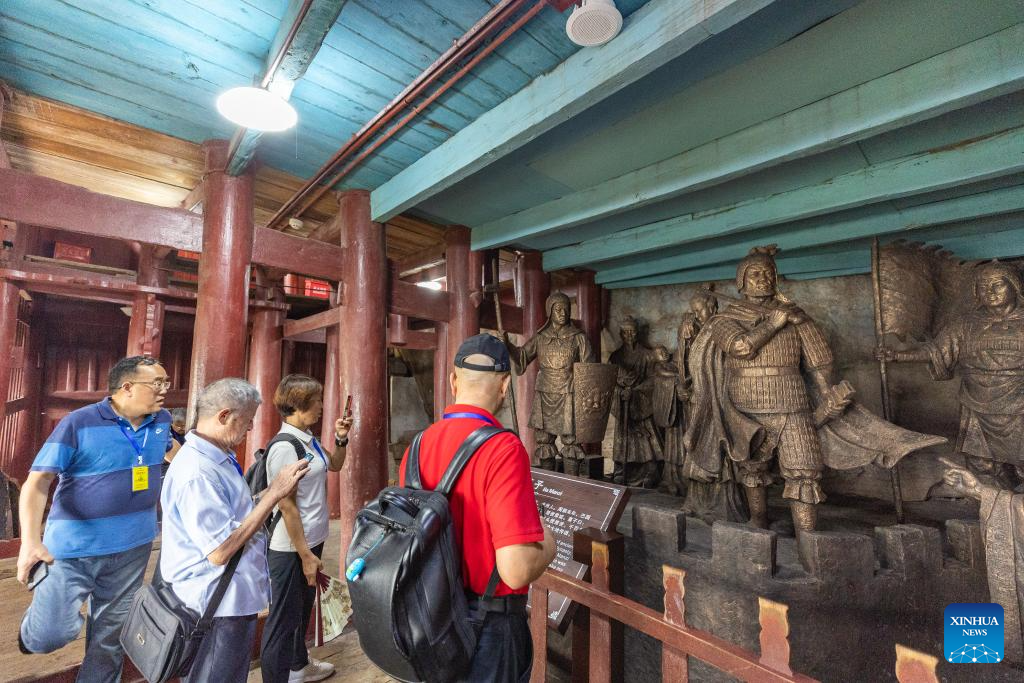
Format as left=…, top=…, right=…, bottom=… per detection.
left=344, top=395, right=353, bottom=418
left=27, top=560, right=48, bottom=591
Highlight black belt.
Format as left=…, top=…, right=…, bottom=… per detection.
left=466, top=593, right=528, bottom=615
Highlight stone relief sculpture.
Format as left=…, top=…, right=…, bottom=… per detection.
left=660, top=289, right=717, bottom=497
left=878, top=260, right=1024, bottom=489
left=644, top=345, right=687, bottom=494
left=944, top=461, right=1024, bottom=661
left=504, top=291, right=596, bottom=474
left=609, top=316, right=663, bottom=487
left=683, top=246, right=945, bottom=534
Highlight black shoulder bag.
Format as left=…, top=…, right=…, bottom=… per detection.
left=120, top=546, right=244, bottom=683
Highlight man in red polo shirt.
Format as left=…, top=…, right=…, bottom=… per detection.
left=399, top=333, right=556, bottom=682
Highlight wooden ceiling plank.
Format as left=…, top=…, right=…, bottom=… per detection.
left=562, top=125, right=1024, bottom=276
left=370, top=0, right=775, bottom=222
left=490, top=23, right=1024, bottom=252
left=596, top=186, right=1024, bottom=284
left=227, top=0, right=352, bottom=175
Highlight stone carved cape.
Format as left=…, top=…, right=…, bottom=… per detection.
left=979, top=486, right=1024, bottom=661
left=683, top=305, right=945, bottom=480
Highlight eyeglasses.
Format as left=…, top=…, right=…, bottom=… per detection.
left=131, top=379, right=172, bottom=391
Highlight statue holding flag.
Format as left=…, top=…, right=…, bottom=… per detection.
left=877, top=259, right=1024, bottom=488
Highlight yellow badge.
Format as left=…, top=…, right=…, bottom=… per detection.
left=132, top=466, right=149, bottom=492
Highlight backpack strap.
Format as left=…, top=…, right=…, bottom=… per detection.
left=264, top=434, right=307, bottom=536
left=436, top=426, right=510, bottom=604
left=265, top=433, right=306, bottom=461
left=404, top=431, right=425, bottom=490
left=193, top=546, right=245, bottom=636
left=436, top=426, right=509, bottom=496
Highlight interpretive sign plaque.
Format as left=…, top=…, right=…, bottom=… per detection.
left=528, top=469, right=630, bottom=632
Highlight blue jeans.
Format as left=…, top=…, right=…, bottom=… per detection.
left=20, top=542, right=152, bottom=683
left=184, top=614, right=257, bottom=683
left=462, top=612, right=532, bottom=682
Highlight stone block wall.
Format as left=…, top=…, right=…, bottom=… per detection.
left=620, top=503, right=1019, bottom=682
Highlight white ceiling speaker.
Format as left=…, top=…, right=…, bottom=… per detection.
left=566, top=0, right=623, bottom=47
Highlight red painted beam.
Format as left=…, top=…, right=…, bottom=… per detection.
left=283, top=306, right=341, bottom=340
left=0, top=167, right=203, bottom=250
left=0, top=538, right=21, bottom=560
left=390, top=278, right=449, bottom=322
left=479, top=301, right=524, bottom=335
left=395, top=243, right=447, bottom=277
left=0, top=167, right=344, bottom=280
left=252, top=227, right=345, bottom=282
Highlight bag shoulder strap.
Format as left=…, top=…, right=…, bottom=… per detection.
left=194, top=547, right=244, bottom=633
left=265, top=433, right=306, bottom=461
left=436, top=426, right=509, bottom=496
left=404, top=431, right=425, bottom=490
left=264, top=434, right=306, bottom=535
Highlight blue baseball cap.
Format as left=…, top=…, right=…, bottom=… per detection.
left=454, top=333, right=511, bottom=372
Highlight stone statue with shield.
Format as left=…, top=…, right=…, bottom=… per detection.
left=504, top=292, right=615, bottom=476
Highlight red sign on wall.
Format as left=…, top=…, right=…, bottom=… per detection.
left=54, top=242, right=93, bottom=263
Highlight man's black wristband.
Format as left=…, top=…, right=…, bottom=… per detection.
left=335, top=435, right=349, bottom=447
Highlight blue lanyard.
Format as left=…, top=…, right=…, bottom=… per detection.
left=226, top=454, right=244, bottom=477
left=117, top=422, right=148, bottom=466
left=310, top=437, right=328, bottom=466
left=443, top=411, right=500, bottom=427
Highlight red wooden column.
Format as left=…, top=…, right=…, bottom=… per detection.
left=516, top=251, right=549, bottom=458
left=433, top=322, right=449, bottom=419
left=323, top=322, right=342, bottom=518
left=0, top=278, right=17, bottom=425
left=337, top=189, right=388, bottom=557
left=0, top=88, right=18, bottom=428
left=127, top=245, right=167, bottom=358
left=187, top=140, right=254, bottom=419
left=246, top=296, right=285, bottom=469
left=445, top=226, right=479, bottom=369
left=577, top=271, right=602, bottom=356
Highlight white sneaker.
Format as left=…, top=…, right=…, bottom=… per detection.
left=292, top=657, right=335, bottom=682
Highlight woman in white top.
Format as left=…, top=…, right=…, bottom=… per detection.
left=260, top=374, right=351, bottom=683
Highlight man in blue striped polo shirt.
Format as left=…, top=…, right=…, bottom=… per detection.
left=17, top=355, right=174, bottom=682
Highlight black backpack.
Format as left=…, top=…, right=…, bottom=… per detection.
left=345, top=425, right=508, bottom=683
left=244, top=434, right=306, bottom=534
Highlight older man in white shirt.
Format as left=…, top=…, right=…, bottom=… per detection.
left=161, top=378, right=309, bottom=682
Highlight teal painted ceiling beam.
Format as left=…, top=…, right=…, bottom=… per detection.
left=601, top=214, right=1024, bottom=288
left=370, top=0, right=776, bottom=222
left=785, top=267, right=871, bottom=281
left=227, top=0, right=349, bottom=175
left=593, top=183, right=1024, bottom=284
left=478, top=22, right=1024, bottom=253
left=551, top=124, right=1024, bottom=274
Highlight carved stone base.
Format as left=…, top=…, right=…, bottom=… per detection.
left=595, top=489, right=1023, bottom=682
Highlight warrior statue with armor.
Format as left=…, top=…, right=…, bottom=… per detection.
left=504, top=291, right=596, bottom=474
left=878, top=261, right=1024, bottom=487
left=684, top=247, right=849, bottom=532
left=610, top=316, right=663, bottom=487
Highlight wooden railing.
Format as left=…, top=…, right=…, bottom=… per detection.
left=530, top=532, right=942, bottom=683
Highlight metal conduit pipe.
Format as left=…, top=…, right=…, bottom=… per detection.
left=267, top=0, right=541, bottom=228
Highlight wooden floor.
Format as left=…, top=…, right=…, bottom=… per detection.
left=0, top=520, right=394, bottom=683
